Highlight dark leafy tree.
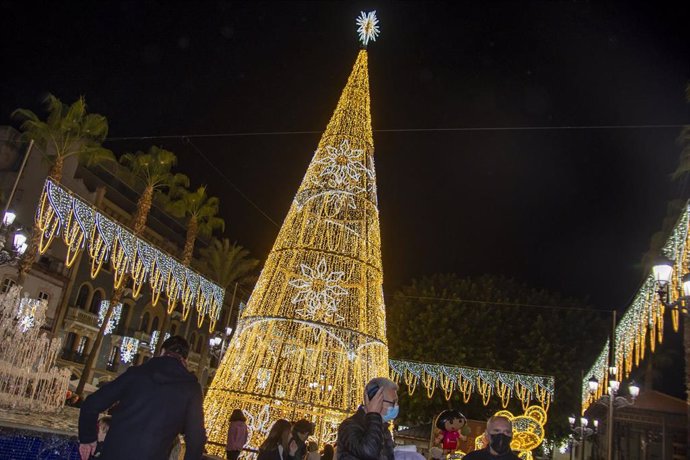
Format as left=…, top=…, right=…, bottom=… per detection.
left=386, top=274, right=609, bottom=442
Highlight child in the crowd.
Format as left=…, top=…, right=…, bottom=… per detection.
left=307, top=441, right=320, bottom=460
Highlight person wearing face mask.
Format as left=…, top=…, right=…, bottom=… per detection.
left=336, top=377, right=399, bottom=460
left=464, top=416, right=519, bottom=459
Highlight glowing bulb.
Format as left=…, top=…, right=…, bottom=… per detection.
left=652, top=258, right=673, bottom=286
left=13, top=233, right=27, bottom=249
left=3, top=211, right=16, bottom=226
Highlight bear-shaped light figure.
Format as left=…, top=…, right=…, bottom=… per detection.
left=472, top=406, right=547, bottom=460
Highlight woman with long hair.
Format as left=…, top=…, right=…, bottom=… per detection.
left=258, top=419, right=298, bottom=460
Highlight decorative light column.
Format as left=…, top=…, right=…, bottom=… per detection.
left=203, top=12, right=386, bottom=457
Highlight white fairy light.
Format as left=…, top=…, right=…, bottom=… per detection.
left=120, top=337, right=139, bottom=363
left=356, top=11, right=380, bottom=46
left=16, top=298, right=42, bottom=333
left=149, top=330, right=170, bottom=352
left=98, top=301, right=122, bottom=335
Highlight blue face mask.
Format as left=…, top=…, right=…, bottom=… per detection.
left=382, top=404, right=399, bottom=422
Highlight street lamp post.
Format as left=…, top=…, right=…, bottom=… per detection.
left=569, top=414, right=597, bottom=460
left=209, top=326, right=234, bottom=362
left=652, top=256, right=690, bottom=312
left=0, top=211, right=27, bottom=266
left=594, top=369, right=638, bottom=460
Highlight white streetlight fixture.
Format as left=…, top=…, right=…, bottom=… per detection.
left=580, top=417, right=589, bottom=428
left=628, top=381, right=640, bottom=400
left=593, top=420, right=599, bottom=429
left=225, top=327, right=233, bottom=336
left=568, top=415, right=576, bottom=426
left=587, top=376, right=599, bottom=394
left=652, top=257, right=674, bottom=286
left=609, top=379, right=620, bottom=394
left=13, top=233, right=27, bottom=249
left=3, top=211, right=16, bottom=226
left=608, top=365, right=618, bottom=377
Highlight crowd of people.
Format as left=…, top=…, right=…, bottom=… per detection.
left=77, top=336, right=519, bottom=460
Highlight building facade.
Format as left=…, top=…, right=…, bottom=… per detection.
left=0, top=126, right=240, bottom=391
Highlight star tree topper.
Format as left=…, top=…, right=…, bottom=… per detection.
left=356, top=11, right=380, bottom=46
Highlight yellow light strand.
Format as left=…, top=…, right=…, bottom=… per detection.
left=202, top=49, right=389, bottom=457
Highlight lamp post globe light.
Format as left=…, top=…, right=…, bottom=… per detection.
left=591, top=366, right=638, bottom=460
left=653, top=256, right=690, bottom=313
left=568, top=414, right=597, bottom=460
left=0, top=211, right=28, bottom=266
left=208, top=326, right=234, bottom=360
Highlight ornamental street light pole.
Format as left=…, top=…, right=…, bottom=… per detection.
left=568, top=415, right=597, bottom=460
left=0, top=211, right=27, bottom=265
left=590, top=363, right=638, bottom=460
left=2, top=139, right=33, bottom=219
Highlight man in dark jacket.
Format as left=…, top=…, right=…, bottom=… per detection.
left=463, top=416, right=520, bottom=460
left=336, top=377, right=399, bottom=460
left=78, top=336, right=206, bottom=460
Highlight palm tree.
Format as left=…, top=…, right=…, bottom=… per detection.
left=192, top=238, right=259, bottom=381
left=168, top=186, right=225, bottom=265
left=12, top=94, right=114, bottom=283
left=76, top=146, right=188, bottom=395
left=152, top=186, right=225, bottom=354
left=200, top=238, right=260, bottom=329
left=200, top=238, right=260, bottom=293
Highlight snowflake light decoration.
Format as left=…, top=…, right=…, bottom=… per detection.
left=120, top=337, right=139, bottom=363
left=356, top=11, right=380, bottom=46
left=98, top=301, right=122, bottom=335
left=289, top=258, right=347, bottom=323
left=317, top=139, right=371, bottom=187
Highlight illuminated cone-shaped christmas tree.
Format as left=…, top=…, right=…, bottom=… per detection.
left=203, top=12, right=387, bottom=456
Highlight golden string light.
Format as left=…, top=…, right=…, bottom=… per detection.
left=202, top=16, right=556, bottom=457
left=203, top=46, right=389, bottom=457
left=34, top=179, right=224, bottom=330
left=582, top=205, right=690, bottom=413
left=389, top=360, right=554, bottom=410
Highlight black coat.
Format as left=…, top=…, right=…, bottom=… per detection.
left=336, top=408, right=395, bottom=460
left=78, top=356, right=206, bottom=460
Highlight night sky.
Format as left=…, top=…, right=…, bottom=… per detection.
left=2, top=2, right=689, bottom=315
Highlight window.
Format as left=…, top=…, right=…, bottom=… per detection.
left=64, top=332, right=77, bottom=352
left=38, top=291, right=50, bottom=302
left=1, top=278, right=16, bottom=293
left=150, top=316, right=160, bottom=335
left=196, top=335, right=204, bottom=354
left=108, top=346, right=119, bottom=366
left=77, top=336, right=89, bottom=355
left=75, top=284, right=90, bottom=310
left=140, top=312, right=150, bottom=332
left=89, top=290, right=103, bottom=314
left=116, top=304, right=130, bottom=336
left=189, top=333, right=197, bottom=352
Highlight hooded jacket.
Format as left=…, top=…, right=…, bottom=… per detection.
left=78, top=356, right=206, bottom=460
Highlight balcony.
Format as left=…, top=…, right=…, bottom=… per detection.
left=34, top=253, right=70, bottom=279
left=61, top=349, right=86, bottom=364
left=133, top=330, right=152, bottom=345
left=64, top=307, right=99, bottom=330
